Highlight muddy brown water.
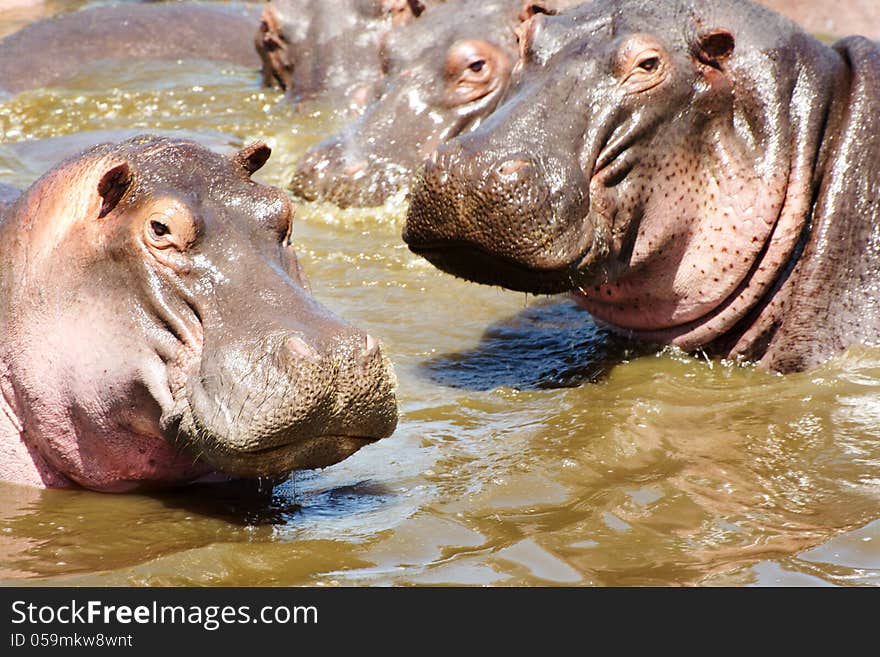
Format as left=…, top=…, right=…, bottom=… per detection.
left=1, top=2, right=880, bottom=586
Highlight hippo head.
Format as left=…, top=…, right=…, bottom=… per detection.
left=0, top=136, right=397, bottom=491
left=255, top=0, right=428, bottom=109
left=404, top=0, right=843, bottom=342
left=289, top=0, right=521, bottom=208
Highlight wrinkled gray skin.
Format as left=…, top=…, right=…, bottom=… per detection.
left=0, top=136, right=397, bottom=491
left=404, top=0, right=880, bottom=373
left=289, top=0, right=525, bottom=208
left=0, top=3, right=261, bottom=95
left=255, top=0, right=439, bottom=110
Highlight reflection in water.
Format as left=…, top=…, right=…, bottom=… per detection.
left=7, top=338, right=880, bottom=585
left=421, top=298, right=640, bottom=390
left=1, top=7, right=880, bottom=586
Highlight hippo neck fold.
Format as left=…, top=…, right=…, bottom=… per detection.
left=578, top=33, right=851, bottom=360
left=0, top=363, right=71, bottom=488
left=749, top=37, right=880, bottom=371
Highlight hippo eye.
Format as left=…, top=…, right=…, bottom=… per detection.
left=144, top=202, right=198, bottom=256
left=151, top=220, right=170, bottom=238
left=445, top=40, right=509, bottom=106
left=639, top=57, right=660, bottom=72
left=618, top=40, right=668, bottom=93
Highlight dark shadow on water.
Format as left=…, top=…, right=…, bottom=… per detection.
left=152, top=478, right=302, bottom=527
left=420, top=297, right=647, bottom=391
left=287, top=479, right=393, bottom=520
left=153, top=475, right=393, bottom=526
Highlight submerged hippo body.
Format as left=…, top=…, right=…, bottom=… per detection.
left=289, top=0, right=529, bottom=208
left=256, top=0, right=440, bottom=110
left=0, top=3, right=261, bottom=95
left=0, top=136, right=397, bottom=491
left=404, top=0, right=880, bottom=373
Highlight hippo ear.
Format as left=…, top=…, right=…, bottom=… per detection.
left=233, top=142, right=272, bottom=176
left=519, top=2, right=559, bottom=21
left=407, top=0, right=426, bottom=17
left=383, top=0, right=427, bottom=25
left=695, top=28, right=735, bottom=69
left=97, top=162, right=132, bottom=219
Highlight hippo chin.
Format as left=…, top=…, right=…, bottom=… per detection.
left=0, top=136, right=397, bottom=492
left=404, top=0, right=880, bottom=373
left=288, top=0, right=529, bottom=208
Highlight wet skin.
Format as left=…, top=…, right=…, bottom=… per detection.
left=255, top=0, right=437, bottom=110
left=289, top=0, right=528, bottom=208
left=528, top=0, right=880, bottom=40
left=0, top=2, right=261, bottom=95
left=0, top=136, right=398, bottom=492
left=4, top=5, right=880, bottom=587
left=404, top=0, right=880, bottom=373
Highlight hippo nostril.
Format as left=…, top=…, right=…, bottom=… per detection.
left=285, top=335, right=320, bottom=363
left=351, top=85, right=371, bottom=108
left=497, top=159, right=530, bottom=177
left=421, top=155, right=447, bottom=186
left=422, top=154, right=439, bottom=176
left=343, top=160, right=368, bottom=177
left=360, top=334, right=381, bottom=361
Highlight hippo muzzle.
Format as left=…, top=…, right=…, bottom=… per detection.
left=175, top=327, right=397, bottom=478
left=403, top=116, right=599, bottom=294
left=289, top=133, right=412, bottom=208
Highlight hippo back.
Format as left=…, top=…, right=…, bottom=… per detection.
left=0, top=3, right=261, bottom=95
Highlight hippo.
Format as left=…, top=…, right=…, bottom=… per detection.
left=526, top=0, right=880, bottom=40
left=403, top=0, right=880, bottom=373
left=256, top=0, right=440, bottom=111
left=0, top=136, right=397, bottom=492
left=288, top=0, right=532, bottom=208
left=0, top=2, right=261, bottom=95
